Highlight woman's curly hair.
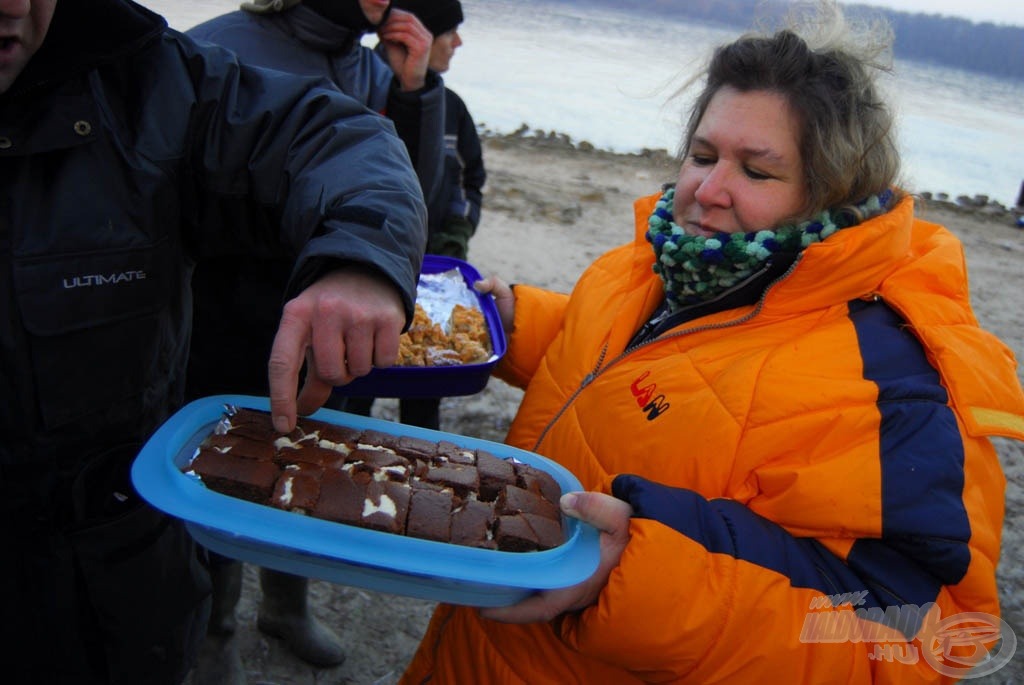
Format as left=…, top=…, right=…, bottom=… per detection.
left=677, top=0, right=902, bottom=217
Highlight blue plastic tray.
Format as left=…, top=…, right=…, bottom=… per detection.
left=131, top=395, right=599, bottom=607
left=331, top=255, right=506, bottom=399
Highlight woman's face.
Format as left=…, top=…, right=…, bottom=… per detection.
left=673, top=87, right=808, bottom=236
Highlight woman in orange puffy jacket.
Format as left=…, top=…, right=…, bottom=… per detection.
left=401, top=1, right=1024, bottom=683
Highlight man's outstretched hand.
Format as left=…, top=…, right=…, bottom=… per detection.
left=267, top=268, right=405, bottom=433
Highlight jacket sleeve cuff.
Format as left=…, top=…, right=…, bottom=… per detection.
left=388, top=69, right=442, bottom=101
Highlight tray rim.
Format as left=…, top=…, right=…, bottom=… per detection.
left=131, top=395, right=599, bottom=604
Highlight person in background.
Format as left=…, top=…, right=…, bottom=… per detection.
left=347, top=0, right=486, bottom=430
left=183, top=1, right=442, bottom=680
left=401, top=1, right=1024, bottom=682
left=0, top=1, right=426, bottom=684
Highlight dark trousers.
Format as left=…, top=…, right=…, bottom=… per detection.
left=341, top=396, right=441, bottom=431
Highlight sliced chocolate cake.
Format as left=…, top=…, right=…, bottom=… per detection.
left=187, top=406, right=566, bottom=552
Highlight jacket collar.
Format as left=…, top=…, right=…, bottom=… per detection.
left=2, top=0, right=165, bottom=101
left=760, top=194, right=915, bottom=316
left=271, top=5, right=362, bottom=54
left=631, top=191, right=917, bottom=318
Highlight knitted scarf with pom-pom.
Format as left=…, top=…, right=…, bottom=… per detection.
left=646, top=187, right=894, bottom=311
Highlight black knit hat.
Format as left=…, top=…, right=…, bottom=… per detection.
left=391, top=0, right=463, bottom=36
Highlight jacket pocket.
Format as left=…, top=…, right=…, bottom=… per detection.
left=13, top=239, right=175, bottom=429
left=67, top=444, right=212, bottom=684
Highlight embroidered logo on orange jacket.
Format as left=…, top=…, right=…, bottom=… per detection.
left=631, top=370, right=670, bottom=421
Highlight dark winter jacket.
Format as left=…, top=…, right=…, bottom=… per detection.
left=427, top=87, right=486, bottom=259
left=0, top=0, right=424, bottom=681
left=184, top=4, right=444, bottom=398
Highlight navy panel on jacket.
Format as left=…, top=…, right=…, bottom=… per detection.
left=845, top=298, right=971, bottom=602
left=613, top=475, right=853, bottom=590
left=612, top=474, right=931, bottom=637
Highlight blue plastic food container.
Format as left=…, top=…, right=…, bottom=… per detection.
left=131, top=395, right=599, bottom=607
left=331, top=255, right=506, bottom=398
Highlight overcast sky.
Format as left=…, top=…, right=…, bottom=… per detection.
left=855, top=0, right=1024, bottom=26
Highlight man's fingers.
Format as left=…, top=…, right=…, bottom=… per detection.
left=267, top=306, right=310, bottom=433
left=373, top=326, right=401, bottom=369
left=341, top=328, right=375, bottom=378
left=310, top=328, right=348, bottom=384
left=295, top=350, right=333, bottom=418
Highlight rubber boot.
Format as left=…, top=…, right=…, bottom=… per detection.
left=194, top=559, right=246, bottom=685
left=207, top=558, right=243, bottom=635
left=257, top=568, right=346, bottom=667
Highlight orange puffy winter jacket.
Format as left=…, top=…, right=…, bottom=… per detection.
left=402, top=193, right=1024, bottom=684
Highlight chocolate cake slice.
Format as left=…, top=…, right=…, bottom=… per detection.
left=316, top=422, right=362, bottom=448
left=423, top=464, right=479, bottom=500
left=495, top=512, right=563, bottom=552
left=276, top=443, right=348, bottom=469
left=269, top=469, right=321, bottom=513
left=356, top=429, right=401, bottom=451
left=496, top=484, right=561, bottom=521
left=450, top=499, right=496, bottom=549
left=312, top=469, right=367, bottom=526
left=436, top=440, right=476, bottom=465
left=475, top=449, right=516, bottom=501
left=191, top=449, right=280, bottom=504
left=224, top=407, right=283, bottom=442
left=514, top=462, right=562, bottom=504
left=406, top=488, right=454, bottom=542
left=203, top=433, right=277, bottom=462
left=394, top=435, right=438, bottom=461
left=361, top=480, right=411, bottom=534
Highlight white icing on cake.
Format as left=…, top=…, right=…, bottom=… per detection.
left=274, top=435, right=303, bottom=450
left=317, top=438, right=352, bottom=454
left=278, top=477, right=294, bottom=506
left=380, top=466, right=406, bottom=480
left=364, top=494, right=396, bottom=519
left=356, top=443, right=397, bottom=455
left=273, top=429, right=319, bottom=452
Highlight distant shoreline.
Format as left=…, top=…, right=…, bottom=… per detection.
left=545, top=0, right=1024, bottom=82
left=479, top=124, right=1024, bottom=223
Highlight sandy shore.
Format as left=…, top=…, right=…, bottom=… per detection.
left=187, top=134, right=1024, bottom=684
